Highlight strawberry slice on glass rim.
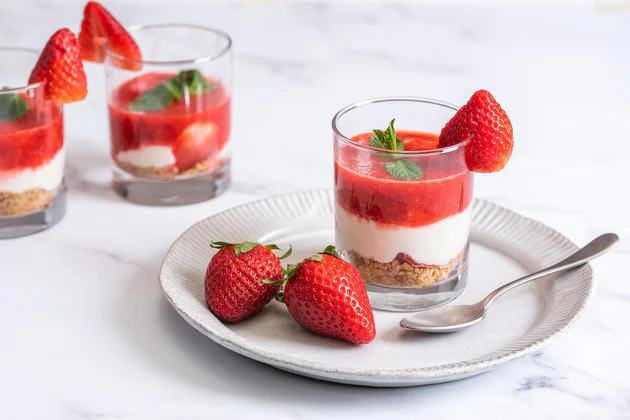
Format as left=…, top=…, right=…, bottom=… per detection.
left=438, top=89, right=514, bottom=173
left=78, top=1, right=142, bottom=70
left=28, top=28, right=88, bottom=104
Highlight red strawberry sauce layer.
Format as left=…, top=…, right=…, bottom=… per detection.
left=108, top=72, right=231, bottom=171
left=334, top=131, right=473, bottom=228
left=0, top=100, right=63, bottom=174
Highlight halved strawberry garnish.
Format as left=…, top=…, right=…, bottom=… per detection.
left=28, top=28, right=88, bottom=104
left=439, top=90, right=514, bottom=173
left=173, top=122, right=219, bottom=171
left=78, top=1, right=142, bottom=70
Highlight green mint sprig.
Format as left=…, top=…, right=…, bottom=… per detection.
left=128, top=70, right=219, bottom=112
left=368, top=119, right=424, bottom=181
left=0, top=87, right=30, bottom=122
left=370, top=119, right=404, bottom=152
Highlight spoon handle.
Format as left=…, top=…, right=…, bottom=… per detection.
left=482, top=233, right=619, bottom=308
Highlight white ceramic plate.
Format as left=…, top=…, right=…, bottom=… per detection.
left=159, top=189, right=594, bottom=387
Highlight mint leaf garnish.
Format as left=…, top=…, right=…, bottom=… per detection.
left=369, top=119, right=403, bottom=152
left=369, top=119, right=424, bottom=181
left=369, top=133, right=386, bottom=149
left=385, top=159, right=424, bottom=181
left=128, top=69, right=219, bottom=112
left=183, top=69, right=214, bottom=95
left=0, top=89, right=30, bottom=122
left=128, top=83, right=177, bottom=112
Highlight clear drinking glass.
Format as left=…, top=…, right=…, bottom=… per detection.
left=105, top=24, right=232, bottom=206
left=332, top=97, right=474, bottom=311
left=0, top=48, right=66, bottom=239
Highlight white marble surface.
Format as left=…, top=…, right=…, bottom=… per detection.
left=1, top=0, right=629, bottom=418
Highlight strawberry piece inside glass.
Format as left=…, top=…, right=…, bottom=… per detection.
left=108, top=72, right=231, bottom=177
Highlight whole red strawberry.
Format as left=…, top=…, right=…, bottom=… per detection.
left=78, top=1, right=142, bottom=70
left=439, top=89, right=514, bottom=173
left=28, top=28, right=88, bottom=104
left=205, top=241, right=291, bottom=323
left=277, top=246, right=376, bottom=345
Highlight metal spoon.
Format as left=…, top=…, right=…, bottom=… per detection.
left=400, top=233, right=619, bottom=333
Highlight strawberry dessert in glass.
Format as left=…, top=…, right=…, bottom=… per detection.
left=333, top=94, right=513, bottom=310
left=79, top=2, right=232, bottom=205
left=0, top=31, right=87, bottom=238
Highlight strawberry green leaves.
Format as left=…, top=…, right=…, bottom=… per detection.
left=268, top=245, right=342, bottom=285
left=0, top=89, right=30, bottom=122
left=128, top=69, right=219, bottom=112
left=369, top=119, right=424, bottom=181
left=305, top=245, right=341, bottom=263
left=210, top=241, right=292, bottom=259
left=234, top=241, right=260, bottom=255
left=210, top=241, right=235, bottom=249
left=272, top=244, right=293, bottom=260
left=322, top=245, right=341, bottom=259
left=279, top=263, right=300, bottom=281
left=262, top=245, right=348, bottom=305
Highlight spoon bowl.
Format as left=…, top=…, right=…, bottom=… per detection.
left=400, top=302, right=486, bottom=333
left=400, top=233, right=618, bottom=333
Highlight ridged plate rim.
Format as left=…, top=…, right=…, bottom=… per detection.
left=158, top=189, right=594, bottom=386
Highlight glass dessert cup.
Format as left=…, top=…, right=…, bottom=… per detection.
left=105, top=24, right=232, bottom=206
left=0, top=48, right=66, bottom=239
left=332, top=97, right=474, bottom=311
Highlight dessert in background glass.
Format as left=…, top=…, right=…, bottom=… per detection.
left=332, top=97, right=474, bottom=311
left=0, top=48, right=65, bottom=238
left=105, top=24, right=232, bottom=206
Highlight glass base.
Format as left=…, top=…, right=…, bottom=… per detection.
left=366, top=265, right=468, bottom=312
left=0, top=188, right=66, bottom=239
left=112, top=160, right=231, bottom=206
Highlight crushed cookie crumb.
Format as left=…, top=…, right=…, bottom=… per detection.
left=0, top=188, right=55, bottom=216
left=180, top=160, right=209, bottom=176
left=348, top=251, right=458, bottom=288
left=115, top=159, right=212, bottom=180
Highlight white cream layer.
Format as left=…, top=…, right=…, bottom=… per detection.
left=116, top=146, right=176, bottom=169
left=335, top=203, right=472, bottom=266
left=0, top=147, right=65, bottom=193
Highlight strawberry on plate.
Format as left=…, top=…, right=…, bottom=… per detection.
left=78, top=1, right=142, bottom=70
left=439, top=89, right=514, bottom=173
left=269, top=246, right=376, bottom=345
left=28, top=28, right=88, bottom=104
left=205, top=241, right=292, bottom=323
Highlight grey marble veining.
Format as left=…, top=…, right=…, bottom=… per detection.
left=0, top=0, right=628, bottom=419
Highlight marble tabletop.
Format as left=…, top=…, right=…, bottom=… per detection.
left=1, top=0, right=629, bottom=418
